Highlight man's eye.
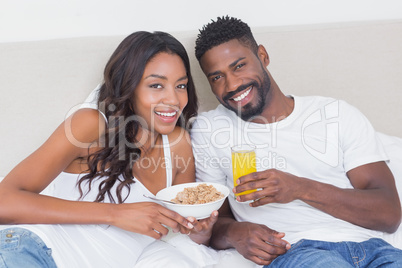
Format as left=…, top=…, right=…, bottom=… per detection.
left=212, top=75, right=222, bottom=82
left=235, top=63, right=245, bottom=70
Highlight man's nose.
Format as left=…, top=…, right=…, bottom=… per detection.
left=225, top=73, right=242, bottom=93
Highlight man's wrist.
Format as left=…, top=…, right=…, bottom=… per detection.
left=210, top=216, right=238, bottom=249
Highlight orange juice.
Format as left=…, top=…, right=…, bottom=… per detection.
left=231, top=144, right=257, bottom=197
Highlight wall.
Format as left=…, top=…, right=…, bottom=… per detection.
left=1, top=0, right=402, bottom=43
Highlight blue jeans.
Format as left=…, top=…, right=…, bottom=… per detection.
left=0, top=227, right=57, bottom=268
left=266, top=238, right=402, bottom=268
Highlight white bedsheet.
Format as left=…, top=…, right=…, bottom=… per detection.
left=0, top=132, right=401, bottom=267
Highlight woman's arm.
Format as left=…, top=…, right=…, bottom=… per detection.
left=0, top=108, right=111, bottom=224
left=0, top=110, right=193, bottom=238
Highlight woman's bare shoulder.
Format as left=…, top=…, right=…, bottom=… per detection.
left=64, top=108, right=107, bottom=144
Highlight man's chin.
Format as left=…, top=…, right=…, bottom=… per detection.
left=229, top=106, right=262, bottom=121
left=238, top=112, right=257, bottom=121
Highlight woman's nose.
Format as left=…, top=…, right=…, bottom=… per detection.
left=162, top=88, right=180, bottom=106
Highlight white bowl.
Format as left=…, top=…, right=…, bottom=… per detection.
left=156, top=182, right=230, bottom=219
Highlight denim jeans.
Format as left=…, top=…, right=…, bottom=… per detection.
left=0, top=227, right=57, bottom=268
left=266, top=238, right=402, bottom=268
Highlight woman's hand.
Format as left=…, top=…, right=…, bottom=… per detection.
left=111, top=202, right=194, bottom=239
left=187, top=210, right=219, bottom=245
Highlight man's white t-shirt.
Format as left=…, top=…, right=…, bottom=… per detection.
left=190, top=95, right=388, bottom=244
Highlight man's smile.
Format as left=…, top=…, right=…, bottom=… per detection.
left=232, top=86, right=252, bottom=102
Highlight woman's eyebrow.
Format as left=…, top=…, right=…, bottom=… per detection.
left=145, top=74, right=167, bottom=80
left=177, top=75, right=188, bottom=82
left=144, top=74, right=188, bottom=82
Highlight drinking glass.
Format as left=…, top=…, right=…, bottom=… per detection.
left=231, top=144, right=257, bottom=197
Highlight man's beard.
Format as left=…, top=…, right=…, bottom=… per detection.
left=221, top=71, right=271, bottom=121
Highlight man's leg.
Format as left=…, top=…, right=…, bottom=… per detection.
left=356, top=238, right=402, bottom=268
left=267, top=239, right=353, bottom=268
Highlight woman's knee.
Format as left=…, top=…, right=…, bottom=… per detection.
left=0, top=228, right=57, bottom=268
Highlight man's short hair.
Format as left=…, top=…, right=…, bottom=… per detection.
left=195, top=16, right=259, bottom=61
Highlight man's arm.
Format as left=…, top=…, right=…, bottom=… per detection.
left=235, top=161, right=401, bottom=233
left=210, top=199, right=291, bottom=266
left=190, top=116, right=289, bottom=265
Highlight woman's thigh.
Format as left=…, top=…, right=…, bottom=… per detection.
left=0, top=227, right=57, bottom=268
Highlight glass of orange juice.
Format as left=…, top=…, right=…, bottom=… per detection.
left=231, top=144, right=257, bottom=198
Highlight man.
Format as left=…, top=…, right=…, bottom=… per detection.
left=190, top=16, right=402, bottom=267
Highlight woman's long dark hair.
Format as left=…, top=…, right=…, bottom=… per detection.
left=78, top=31, right=198, bottom=203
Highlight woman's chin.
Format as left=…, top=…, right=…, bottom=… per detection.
left=153, top=125, right=177, bottom=136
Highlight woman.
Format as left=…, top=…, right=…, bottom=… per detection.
left=0, top=31, right=217, bottom=267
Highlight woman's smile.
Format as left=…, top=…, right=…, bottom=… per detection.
left=154, top=109, right=179, bottom=124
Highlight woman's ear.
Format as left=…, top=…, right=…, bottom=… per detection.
left=257, top=45, right=270, bottom=67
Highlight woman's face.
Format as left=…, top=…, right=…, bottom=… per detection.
left=132, top=52, right=188, bottom=136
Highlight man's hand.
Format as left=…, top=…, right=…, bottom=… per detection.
left=234, top=162, right=401, bottom=233
left=208, top=199, right=290, bottom=265
left=234, top=169, right=302, bottom=207
left=226, top=221, right=291, bottom=266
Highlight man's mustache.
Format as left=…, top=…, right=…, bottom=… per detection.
left=223, top=82, right=258, bottom=102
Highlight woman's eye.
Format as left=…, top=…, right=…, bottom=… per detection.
left=150, top=84, right=162, bottom=89
left=177, top=84, right=187, bottom=89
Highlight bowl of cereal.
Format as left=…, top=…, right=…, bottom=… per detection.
left=155, top=182, right=230, bottom=219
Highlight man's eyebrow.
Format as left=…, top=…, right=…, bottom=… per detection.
left=229, top=57, right=246, bottom=68
left=206, top=57, right=246, bottom=78
left=206, top=70, right=221, bottom=78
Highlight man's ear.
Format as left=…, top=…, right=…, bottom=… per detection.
left=257, top=45, right=270, bottom=67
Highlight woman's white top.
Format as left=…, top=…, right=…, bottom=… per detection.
left=19, top=135, right=173, bottom=268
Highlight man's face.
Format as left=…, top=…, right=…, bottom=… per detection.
left=199, top=39, right=271, bottom=121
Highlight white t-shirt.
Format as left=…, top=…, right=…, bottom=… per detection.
left=190, top=95, right=388, bottom=244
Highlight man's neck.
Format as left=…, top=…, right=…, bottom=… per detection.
left=250, top=90, right=294, bottom=124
